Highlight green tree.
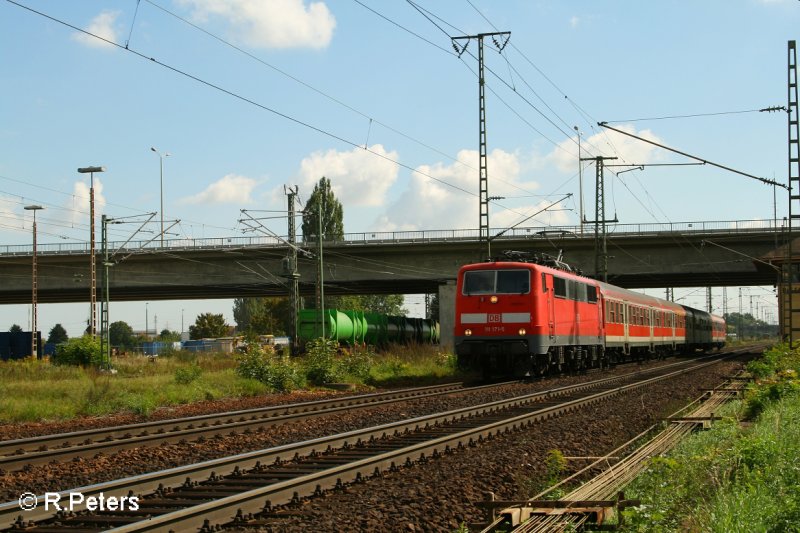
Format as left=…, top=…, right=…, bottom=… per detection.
left=47, top=323, right=69, bottom=344
left=233, top=297, right=292, bottom=335
left=189, top=313, right=229, bottom=339
left=158, top=329, right=181, bottom=342
left=724, top=312, right=778, bottom=339
left=9, top=324, right=22, bottom=333
left=109, top=321, right=136, bottom=349
left=427, top=293, right=439, bottom=321
left=53, top=335, right=102, bottom=366
left=336, top=294, right=407, bottom=316
left=302, top=177, right=344, bottom=311
left=302, top=177, right=344, bottom=242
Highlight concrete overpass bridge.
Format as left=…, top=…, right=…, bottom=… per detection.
left=0, top=219, right=784, bottom=306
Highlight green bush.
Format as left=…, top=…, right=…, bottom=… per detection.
left=338, top=346, right=374, bottom=381
left=745, top=373, right=800, bottom=418
left=53, top=335, right=103, bottom=367
left=303, top=338, right=344, bottom=385
left=235, top=344, right=304, bottom=392
left=622, top=342, right=800, bottom=532
left=174, top=363, right=203, bottom=384
left=744, top=342, right=800, bottom=418
left=436, top=351, right=459, bottom=371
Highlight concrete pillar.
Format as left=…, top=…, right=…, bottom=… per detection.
left=439, top=281, right=457, bottom=351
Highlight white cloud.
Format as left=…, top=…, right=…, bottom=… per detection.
left=180, top=174, right=257, bottom=205
left=374, top=148, right=554, bottom=232
left=549, top=124, right=667, bottom=174
left=72, top=11, right=121, bottom=48
left=297, top=144, right=399, bottom=207
left=570, top=16, right=580, bottom=28
left=0, top=197, right=22, bottom=232
left=69, top=178, right=106, bottom=228
left=178, top=0, right=336, bottom=49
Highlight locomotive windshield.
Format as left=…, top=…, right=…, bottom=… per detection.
left=463, top=269, right=529, bottom=295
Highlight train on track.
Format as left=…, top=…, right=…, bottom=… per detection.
left=454, top=251, right=726, bottom=377
left=297, top=308, right=440, bottom=346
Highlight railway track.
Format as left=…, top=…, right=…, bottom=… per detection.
left=474, top=344, right=764, bottom=532
left=0, top=382, right=488, bottom=473
left=0, top=353, right=735, bottom=532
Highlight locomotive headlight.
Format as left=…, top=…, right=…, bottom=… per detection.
left=518, top=328, right=527, bottom=336
left=465, top=329, right=473, bottom=336
left=490, top=296, right=498, bottom=303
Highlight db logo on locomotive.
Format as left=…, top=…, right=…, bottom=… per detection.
left=488, top=314, right=501, bottom=323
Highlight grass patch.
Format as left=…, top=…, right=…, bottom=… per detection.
left=0, top=343, right=464, bottom=423
left=235, top=341, right=462, bottom=390
left=620, top=342, right=800, bottom=532
left=0, top=353, right=269, bottom=423
left=366, top=344, right=462, bottom=387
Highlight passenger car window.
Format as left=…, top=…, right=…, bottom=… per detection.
left=587, top=286, right=597, bottom=303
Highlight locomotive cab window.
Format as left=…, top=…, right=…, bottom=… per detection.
left=497, top=270, right=530, bottom=294
left=463, top=269, right=530, bottom=295
left=463, top=271, right=494, bottom=295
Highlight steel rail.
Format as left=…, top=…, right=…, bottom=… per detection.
left=0, top=381, right=477, bottom=472
left=0, top=355, right=728, bottom=531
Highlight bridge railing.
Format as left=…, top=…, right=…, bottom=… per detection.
left=0, top=219, right=781, bottom=256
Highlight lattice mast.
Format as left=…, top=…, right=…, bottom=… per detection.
left=451, top=31, right=510, bottom=260
left=285, top=186, right=301, bottom=350
left=581, top=156, right=618, bottom=282
left=786, top=40, right=800, bottom=343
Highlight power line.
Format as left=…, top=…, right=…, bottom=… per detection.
left=598, top=121, right=788, bottom=190
left=604, top=108, right=767, bottom=123
left=353, top=0, right=453, bottom=55
left=151, top=0, right=562, bottom=228
left=6, top=0, right=482, bottom=201
left=151, top=0, right=546, bottom=207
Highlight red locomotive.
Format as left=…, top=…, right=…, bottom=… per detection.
left=454, top=252, right=726, bottom=377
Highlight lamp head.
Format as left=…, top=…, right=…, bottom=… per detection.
left=77, top=166, right=105, bottom=173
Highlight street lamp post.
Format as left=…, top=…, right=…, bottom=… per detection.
left=78, top=166, right=105, bottom=338
left=24, top=205, right=44, bottom=357
left=150, top=147, right=170, bottom=247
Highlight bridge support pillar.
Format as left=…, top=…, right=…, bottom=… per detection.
left=439, top=281, right=456, bottom=351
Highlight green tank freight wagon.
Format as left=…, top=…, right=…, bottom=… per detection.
left=297, top=309, right=439, bottom=346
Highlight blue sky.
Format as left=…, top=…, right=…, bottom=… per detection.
left=0, top=0, right=794, bottom=337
